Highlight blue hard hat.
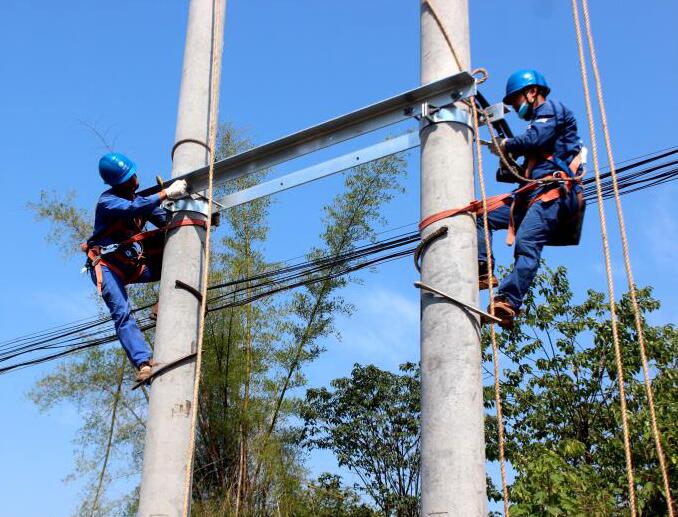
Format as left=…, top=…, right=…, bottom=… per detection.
left=503, top=69, right=550, bottom=104
left=98, top=152, right=137, bottom=186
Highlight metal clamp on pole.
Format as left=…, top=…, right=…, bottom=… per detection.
left=162, top=197, right=210, bottom=217
left=419, top=102, right=473, bottom=131
left=157, top=175, right=225, bottom=215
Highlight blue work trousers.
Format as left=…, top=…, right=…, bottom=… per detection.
left=90, top=265, right=158, bottom=368
left=477, top=196, right=566, bottom=308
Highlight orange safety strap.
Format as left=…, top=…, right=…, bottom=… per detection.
left=419, top=169, right=583, bottom=245
left=87, top=248, right=105, bottom=295
left=418, top=182, right=538, bottom=232
left=83, top=218, right=207, bottom=295
left=525, top=150, right=585, bottom=180
left=117, top=217, right=207, bottom=246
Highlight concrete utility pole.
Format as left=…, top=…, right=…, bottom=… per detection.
left=419, top=1, right=487, bottom=515
left=138, top=0, right=225, bottom=515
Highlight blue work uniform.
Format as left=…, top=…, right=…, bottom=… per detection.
left=88, top=190, right=169, bottom=367
left=477, top=99, right=583, bottom=309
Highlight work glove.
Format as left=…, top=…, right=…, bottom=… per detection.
left=488, top=138, right=506, bottom=157
left=165, top=179, right=189, bottom=200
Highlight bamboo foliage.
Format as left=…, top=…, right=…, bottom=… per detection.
left=28, top=123, right=407, bottom=516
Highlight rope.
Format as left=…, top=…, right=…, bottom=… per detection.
left=423, top=0, right=464, bottom=72
left=182, top=0, right=225, bottom=514
left=578, top=1, right=675, bottom=513
left=485, top=112, right=585, bottom=186
left=471, top=100, right=510, bottom=517
left=570, top=1, right=637, bottom=514
left=485, top=118, right=534, bottom=184
left=420, top=2, right=511, bottom=512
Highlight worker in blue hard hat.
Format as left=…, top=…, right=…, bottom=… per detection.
left=478, top=69, right=586, bottom=329
left=83, top=152, right=188, bottom=382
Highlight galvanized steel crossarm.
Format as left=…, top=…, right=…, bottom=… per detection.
left=218, top=131, right=420, bottom=209
left=139, top=71, right=476, bottom=197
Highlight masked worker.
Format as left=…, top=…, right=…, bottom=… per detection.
left=83, top=152, right=188, bottom=382
left=478, top=70, right=586, bottom=329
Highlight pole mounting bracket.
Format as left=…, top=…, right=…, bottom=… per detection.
left=419, top=103, right=473, bottom=131
left=162, top=197, right=210, bottom=216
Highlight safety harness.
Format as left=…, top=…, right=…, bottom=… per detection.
left=419, top=149, right=586, bottom=247
left=82, top=218, right=207, bottom=295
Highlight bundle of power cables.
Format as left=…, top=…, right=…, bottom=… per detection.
left=1, top=146, right=676, bottom=375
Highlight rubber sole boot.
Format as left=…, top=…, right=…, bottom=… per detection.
left=135, top=360, right=155, bottom=383
left=481, top=298, right=518, bottom=329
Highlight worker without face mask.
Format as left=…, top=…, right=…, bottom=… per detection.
left=83, top=153, right=188, bottom=382
left=477, top=69, right=586, bottom=329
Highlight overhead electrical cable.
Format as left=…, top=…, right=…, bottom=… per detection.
left=0, top=147, right=675, bottom=375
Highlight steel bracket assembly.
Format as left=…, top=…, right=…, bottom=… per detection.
left=162, top=196, right=210, bottom=216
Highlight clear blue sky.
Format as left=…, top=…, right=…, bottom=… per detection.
left=1, top=1, right=676, bottom=515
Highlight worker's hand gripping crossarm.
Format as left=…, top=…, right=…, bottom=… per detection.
left=165, top=179, right=189, bottom=200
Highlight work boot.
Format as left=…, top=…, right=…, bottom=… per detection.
left=481, top=297, right=518, bottom=329
left=478, top=261, right=498, bottom=290
left=135, top=360, right=154, bottom=383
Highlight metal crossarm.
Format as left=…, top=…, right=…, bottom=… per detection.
left=218, top=131, right=419, bottom=209
left=139, top=71, right=475, bottom=197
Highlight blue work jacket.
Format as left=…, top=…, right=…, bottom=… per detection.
left=505, top=99, right=582, bottom=180
left=88, top=190, right=170, bottom=280
left=90, top=190, right=169, bottom=247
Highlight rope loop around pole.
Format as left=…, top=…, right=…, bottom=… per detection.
left=414, top=225, right=447, bottom=272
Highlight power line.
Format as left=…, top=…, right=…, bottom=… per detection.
left=1, top=146, right=675, bottom=375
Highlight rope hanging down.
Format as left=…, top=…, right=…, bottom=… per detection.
left=573, top=1, right=675, bottom=514
left=570, top=1, right=638, bottom=514
left=182, top=0, right=225, bottom=514
left=471, top=99, right=510, bottom=517
left=422, top=1, right=511, bottom=513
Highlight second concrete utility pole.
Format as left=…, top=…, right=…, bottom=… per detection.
left=419, top=0, right=488, bottom=515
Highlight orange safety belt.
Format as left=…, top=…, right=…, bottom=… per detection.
left=83, top=218, right=207, bottom=295
left=419, top=150, right=584, bottom=245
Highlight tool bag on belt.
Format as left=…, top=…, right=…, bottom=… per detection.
left=521, top=150, right=586, bottom=246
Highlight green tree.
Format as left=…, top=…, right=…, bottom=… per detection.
left=485, top=265, right=677, bottom=516
left=303, top=363, right=420, bottom=516
left=300, top=265, right=676, bottom=516
left=299, top=473, right=378, bottom=517
left=27, top=123, right=409, bottom=516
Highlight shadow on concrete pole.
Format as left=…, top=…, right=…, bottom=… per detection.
left=138, top=0, right=225, bottom=515
left=419, top=1, right=487, bottom=515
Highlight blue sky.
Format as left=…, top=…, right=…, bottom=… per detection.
left=1, top=1, right=676, bottom=515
